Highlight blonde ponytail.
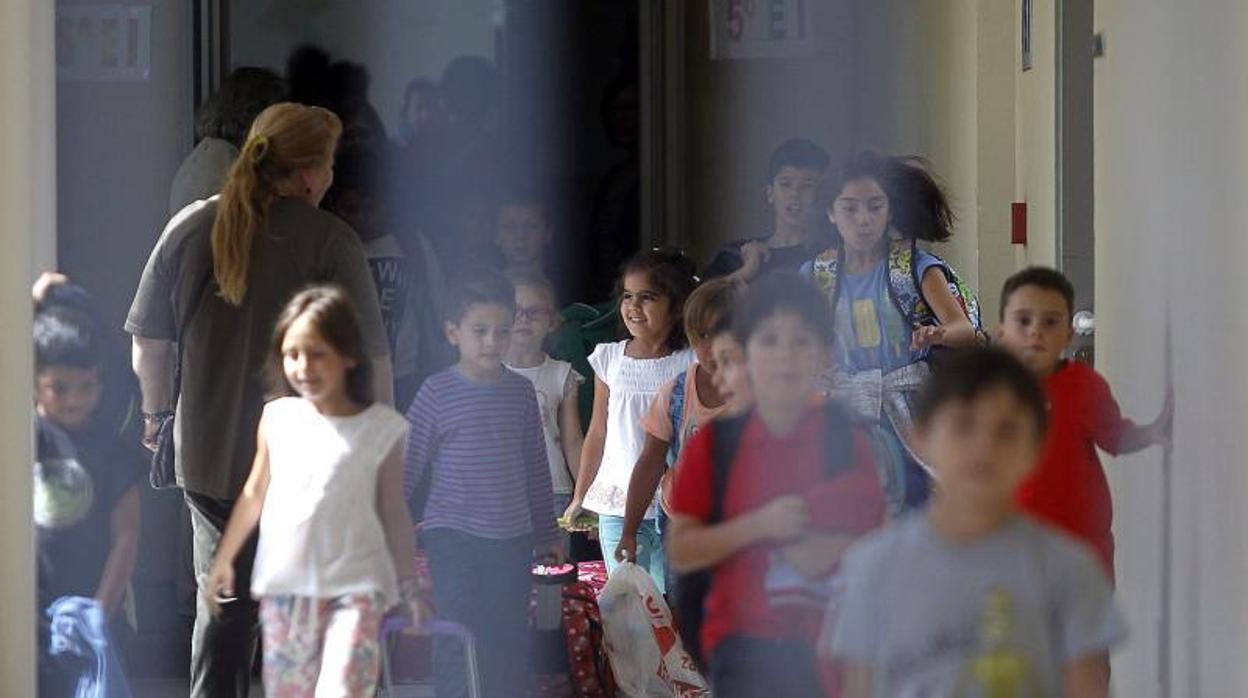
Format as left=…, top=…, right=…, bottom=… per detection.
left=211, top=103, right=343, bottom=305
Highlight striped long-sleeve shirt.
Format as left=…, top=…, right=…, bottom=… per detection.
left=403, top=367, right=558, bottom=544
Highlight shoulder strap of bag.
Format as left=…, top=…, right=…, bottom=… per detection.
left=708, top=412, right=751, bottom=523
left=666, top=370, right=689, bottom=465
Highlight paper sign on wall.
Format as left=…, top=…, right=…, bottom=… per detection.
left=709, top=0, right=814, bottom=60
left=56, top=5, right=152, bottom=82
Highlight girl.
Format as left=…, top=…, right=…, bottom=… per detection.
left=802, top=151, right=983, bottom=513
left=203, top=286, right=421, bottom=697
left=565, top=249, right=698, bottom=590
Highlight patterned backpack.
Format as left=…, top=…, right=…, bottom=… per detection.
left=809, top=237, right=984, bottom=333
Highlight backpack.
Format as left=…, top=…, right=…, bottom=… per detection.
left=809, top=237, right=984, bottom=333
left=674, top=404, right=858, bottom=669
left=547, top=300, right=622, bottom=430
left=666, top=370, right=690, bottom=466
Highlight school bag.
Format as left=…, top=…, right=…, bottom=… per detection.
left=548, top=300, right=622, bottom=430
left=809, top=237, right=984, bottom=333
left=674, top=403, right=857, bottom=669
left=665, top=370, right=690, bottom=465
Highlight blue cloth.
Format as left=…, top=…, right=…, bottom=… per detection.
left=45, top=596, right=131, bottom=698
left=597, top=515, right=667, bottom=594
left=832, top=252, right=946, bottom=373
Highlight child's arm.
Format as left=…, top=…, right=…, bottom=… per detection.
left=616, top=435, right=669, bottom=562
left=93, top=484, right=141, bottom=617
left=840, top=662, right=873, bottom=698
left=780, top=532, right=856, bottom=580
left=557, top=370, right=584, bottom=491
left=203, top=417, right=271, bottom=611
left=912, top=267, right=979, bottom=350
left=666, top=498, right=807, bottom=573
left=1064, top=654, right=1111, bottom=698
left=565, top=376, right=609, bottom=520
left=376, top=436, right=428, bottom=620
left=1116, top=386, right=1174, bottom=454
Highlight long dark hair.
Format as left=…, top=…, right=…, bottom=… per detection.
left=617, top=248, right=699, bottom=352
left=267, top=285, right=374, bottom=405
left=825, top=150, right=955, bottom=243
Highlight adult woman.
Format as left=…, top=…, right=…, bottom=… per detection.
left=126, top=103, right=392, bottom=697
left=803, top=151, right=983, bottom=513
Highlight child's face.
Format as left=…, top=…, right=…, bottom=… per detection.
left=446, top=302, right=514, bottom=376
left=689, top=315, right=721, bottom=371
left=830, top=177, right=890, bottom=254
left=745, top=310, right=828, bottom=409
left=915, top=386, right=1041, bottom=509
left=35, top=365, right=102, bottom=431
left=767, top=165, right=821, bottom=229
left=711, top=332, right=752, bottom=410
left=997, top=285, right=1074, bottom=376
left=511, top=284, right=557, bottom=350
left=620, top=272, right=675, bottom=344
left=282, top=314, right=357, bottom=404
left=496, top=204, right=551, bottom=269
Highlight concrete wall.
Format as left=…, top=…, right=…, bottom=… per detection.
left=56, top=0, right=192, bottom=337
left=1095, top=1, right=1248, bottom=693
left=229, top=0, right=497, bottom=139
left=682, top=0, right=856, bottom=262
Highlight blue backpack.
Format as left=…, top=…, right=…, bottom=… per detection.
left=666, top=370, right=689, bottom=466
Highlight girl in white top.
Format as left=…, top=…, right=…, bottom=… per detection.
left=565, top=250, right=697, bottom=590
left=204, top=286, right=422, bottom=697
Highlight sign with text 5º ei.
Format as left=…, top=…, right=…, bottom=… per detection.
left=710, top=0, right=815, bottom=60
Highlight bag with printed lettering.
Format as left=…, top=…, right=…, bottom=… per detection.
left=597, top=562, right=709, bottom=697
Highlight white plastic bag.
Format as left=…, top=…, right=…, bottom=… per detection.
left=597, top=562, right=710, bottom=697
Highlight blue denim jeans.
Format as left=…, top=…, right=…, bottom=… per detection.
left=597, top=515, right=666, bottom=594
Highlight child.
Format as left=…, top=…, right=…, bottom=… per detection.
left=494, top=186, right=580, bottom=304
left=614, top=277, right=744, bottom=565
left=503, top=273, right=585, bottom=545
left=202, top=286, right=421, bottom=696
left=323, top=142, right=449, bottom=409
left=703, top=138, right=833, bottom=284
left=802, top=150, right=984, bottom=513
left=404, top=269, right=562, bottom=698
left=829, top=347, right=1126, bottom=697
left=667, top=273, right=886, bottom=697
left=34, top=306, right=143, bottom=697
left=707, top=313, right=753, bottom=416
left=997, top=267, right=1172, bottom=579
left=564, top=249, right=698, bottom=590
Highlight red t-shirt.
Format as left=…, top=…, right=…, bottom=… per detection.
left=1015, top=361, right=1132, bottom=579
left=668, top=406, right=885, bottom=659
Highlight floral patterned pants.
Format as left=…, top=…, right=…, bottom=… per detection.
left=259, top=592, right=385, bottom=697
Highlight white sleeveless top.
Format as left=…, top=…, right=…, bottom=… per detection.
left=251, top=398, right=410, bottom=604
left=505, top=356, right=582, bottom=496
left=583, top=340, right=694, bottom=517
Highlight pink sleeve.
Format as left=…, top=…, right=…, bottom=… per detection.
left=641, top=379, right=675, bottom=442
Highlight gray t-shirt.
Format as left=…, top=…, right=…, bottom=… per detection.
left=125, top=197, right=389, bottom=499
left=829, top=514, right=1126, bottom=697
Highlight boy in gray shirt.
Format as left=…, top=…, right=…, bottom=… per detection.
left=828, top=348, right=1126, bottom=698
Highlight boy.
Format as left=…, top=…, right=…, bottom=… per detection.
left=708, top=313, right=753, bottom=415
left=667, top=273, right=885, bottom=696
left=323, top=143, right=449, bottom=408
left=34, top=307, right=143, bottom=696
left=503, top=273, right=585, bottom=544
left=615, top=277, right=744, bottom=564
left=404, top=269, right=562, bottom=698
left=495, top=188, right=577, bottom=304
left=703, top=138, right=833, bottom=284
left=830, top=347, right=1126, bottom=697
left=996, top=267, right=1171, bottom=578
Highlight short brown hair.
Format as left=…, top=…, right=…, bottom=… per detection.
left=683, top=277, right=743, bottom=343
left=999, top=266, right=1076, bottom=322
left=267, top=285, right=373, bottom=405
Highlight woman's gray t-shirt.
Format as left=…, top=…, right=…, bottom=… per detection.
left=828, top=514, right=1126, bottom=697
left=125, top=197, right=389, bottom=499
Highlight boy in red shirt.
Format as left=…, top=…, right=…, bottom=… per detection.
left=667, top=273, right=886, bottom=697
left=997, top=267, right=1172, bottom=579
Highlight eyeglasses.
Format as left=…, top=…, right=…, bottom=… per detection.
left=516, top=306, right=553, bottom=321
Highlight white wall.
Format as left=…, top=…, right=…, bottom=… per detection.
left=1095, top=0, right=1248, bottom=694
left=0, top=0, right=49, bottom=691
left=229, top=0, right=498, bottom=138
